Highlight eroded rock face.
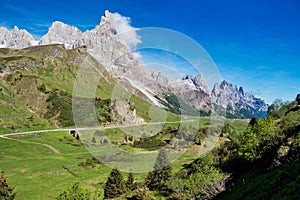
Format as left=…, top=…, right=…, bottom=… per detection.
left=111, top=100, right=145, bottom=125
left=0, top=26, right=36, bottom=49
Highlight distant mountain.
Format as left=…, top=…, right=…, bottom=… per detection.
left=211, top=80, right=268, bottom=118
left=0, top=10, right=268, bottom=118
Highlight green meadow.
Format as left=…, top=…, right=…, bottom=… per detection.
left=0, top=117, right=248, bottom=199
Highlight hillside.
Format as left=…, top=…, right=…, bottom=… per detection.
left=0, top=44, right=180, bottom=134
left=214, top=94, right=300, bottom=200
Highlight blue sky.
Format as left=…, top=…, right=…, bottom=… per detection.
left=0, top=0, right=299, bottom=103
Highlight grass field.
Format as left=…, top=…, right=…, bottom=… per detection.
left=0, top=130, right=199, bottom=199
left=0, top=131, right=111, bottom=199
left=0, top=117, right=248, bottom=199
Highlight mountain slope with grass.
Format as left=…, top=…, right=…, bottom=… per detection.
left=0, top=44, right=181, bottom=134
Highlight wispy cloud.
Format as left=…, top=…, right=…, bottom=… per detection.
left=33, top=22, right=52, bottom=28
left=3, top=3, right=33, bottom=17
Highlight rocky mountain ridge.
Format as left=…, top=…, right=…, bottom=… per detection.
left=0, top=26, right=37, bottom=49
left=0, top=10, right=268, bottom=118
left=211, top=80, right=268, bottom=117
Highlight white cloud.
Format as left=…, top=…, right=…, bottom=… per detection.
left=109, top=12, right=141, bottom=52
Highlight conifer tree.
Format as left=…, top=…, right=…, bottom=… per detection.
left=104, top=168, right=125, bottom=199
left=126, top=172, right=137, bottom=191
left=0, top=171, right=16, bottom=200
left=145, top=149, right=172, bottom=190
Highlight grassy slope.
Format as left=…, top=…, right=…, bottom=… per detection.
left=0, top=45, right=179, bottom=134
left=0, top=65, right=53, bottom=133
left=0, top=131, right=112, bottom=199
left=218, top=159, right=300, bottom=200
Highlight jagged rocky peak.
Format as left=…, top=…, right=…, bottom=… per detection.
left=182, top=74, right=210, bottom=94
left=0, top=26, right=36, bottom=49
left=39, top=13, right=105, bottom=49
left=92, top=10, right=114, bottom=34
left=39, top=10, right=128, bottom=52
left=101, top=10, right=112, bottom=25
left=39, top=21, right=83, bottom=49
left=211, top=80, right=268, bottom=117
left=48, top=21, right=81, bottom=36
left=0, top=10, right=119, bottom=51
left=105, top=10, right=111, bottom=17
left=193, top=74, right=210, bottom=94
left=220, top=80, right=233, bottom=89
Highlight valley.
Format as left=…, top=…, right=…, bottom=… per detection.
left=0, top=8, right=299, bottom=200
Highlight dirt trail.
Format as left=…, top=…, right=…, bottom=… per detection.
left=1, top=136, right=61, bottom=155
left=0, top=120, right=197, bottom=156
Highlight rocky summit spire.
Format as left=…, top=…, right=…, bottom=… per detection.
left=98, top=10, right=113, bottom=32
left=105, top=10, right=112, bottom=18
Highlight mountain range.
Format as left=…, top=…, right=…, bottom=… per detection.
left=0, top=10, right=268, bottom=119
